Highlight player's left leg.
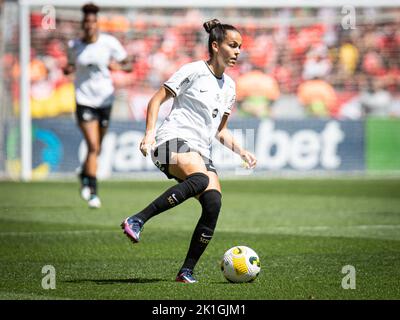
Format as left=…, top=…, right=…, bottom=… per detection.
left=78, top=120, right=102, bottom=208
left=176, top=172, right=222, bottom=283
left=86, top=106, right=111, bottom=208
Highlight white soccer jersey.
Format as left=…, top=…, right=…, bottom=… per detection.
left=156, top=60, right=236, bottom=159
left=68, top=33, right=127, bottom=108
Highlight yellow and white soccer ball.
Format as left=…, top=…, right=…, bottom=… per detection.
left=220, top=246, right=261, bottom=283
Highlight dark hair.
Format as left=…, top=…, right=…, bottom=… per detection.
left=82, top=3, right=99, bottom=15
left=203, top=19, right=240, bottom=57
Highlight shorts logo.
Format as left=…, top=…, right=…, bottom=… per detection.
left=212, top=108, right=219, bottom=118
left=154, top=160, right=164, bottom=171
left=82, top=111, right=93, bottom=121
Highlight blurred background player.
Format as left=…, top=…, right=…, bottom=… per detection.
left=64, top=3, right=131, bottom=208
left=121, top=19, right=257, bottom=283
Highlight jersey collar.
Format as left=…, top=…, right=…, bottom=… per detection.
left=203, top=61, right=224, bottom=80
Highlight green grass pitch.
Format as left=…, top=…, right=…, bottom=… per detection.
left=0, top=178, right=399, bottom=300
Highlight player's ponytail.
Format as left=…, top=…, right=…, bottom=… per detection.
left=203, top=19, right=221, bottom=33
left=203, top=19, right=240, bottom=58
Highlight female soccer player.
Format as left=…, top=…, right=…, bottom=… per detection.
left=64, top=3, right=131, bottom=208
left=121, top=19, right=257, bottom=283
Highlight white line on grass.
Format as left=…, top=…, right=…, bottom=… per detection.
left=0, top=229, right=116, bottom=237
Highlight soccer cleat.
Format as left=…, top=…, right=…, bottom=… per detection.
left=80, top=186, right=91, bottom=201
left=175, top=268, right=198, bottom=283
left=121, top=216, right=144, bottom=243
left=88, top=194, right=101, bottom=209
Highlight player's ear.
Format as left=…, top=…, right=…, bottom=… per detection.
left=211, top=41, right=219, bottom=54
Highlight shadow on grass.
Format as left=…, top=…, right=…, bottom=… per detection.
left=64, top=278, right=167, bottom=284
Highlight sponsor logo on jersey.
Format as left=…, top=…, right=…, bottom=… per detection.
left=176, top=77, right=190, bottom=91
left=212, top=108, right=219, bottom=118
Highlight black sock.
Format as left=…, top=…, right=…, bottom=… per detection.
left=87, top=175, right=97, bottom=195
left=80, top=172, right=90, bottom=187
left=180, top=190, right=222, bottom=271
left=135, top=173, right=209, bottom=223
left=181, top=225, right=214, bottom=271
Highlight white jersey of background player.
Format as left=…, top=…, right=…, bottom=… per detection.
left=157, top=60, right=236, bottom=159
left=64, top=3, right=131, bottom=209
left=67, top=33, right=127, bottom=108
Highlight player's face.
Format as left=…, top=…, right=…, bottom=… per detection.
left=216, top=30, right=242, bottom=68
left=82, top=13, right=98, bottom=38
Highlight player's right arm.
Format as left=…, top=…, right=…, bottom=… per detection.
left=140, top=62, right=195, bottom=156
left=140, top=86, right=173, bottom=156
left=63, top=40, right=76, bottom=75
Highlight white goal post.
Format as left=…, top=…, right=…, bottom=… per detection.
left=17, top=0, right=400, bottom=181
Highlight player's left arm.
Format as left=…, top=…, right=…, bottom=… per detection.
left=216, top=113, right=257, bottom=169
left=109, top=37, right=132, bottom=72
left=108, top=57, right=132, bottom=72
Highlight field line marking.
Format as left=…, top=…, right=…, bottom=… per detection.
left=0, top=229, right=116, bottom=237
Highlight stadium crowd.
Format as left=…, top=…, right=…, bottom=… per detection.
left=3, top=6, right=400, bottom=120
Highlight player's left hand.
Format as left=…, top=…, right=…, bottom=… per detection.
left=240, top=150, right=257, bottom=169
left=108, top=61, right=121, bottom=71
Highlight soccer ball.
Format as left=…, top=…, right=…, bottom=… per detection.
left=220, top=246, right=261, bottom=283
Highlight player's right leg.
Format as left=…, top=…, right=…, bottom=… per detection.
left=121, top=149, right=209, bottom=243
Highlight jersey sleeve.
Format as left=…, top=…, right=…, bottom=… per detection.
left=163, top=63, right=197, bottom=97
left=109, top=36, right=128, bottom=62
left=224, top=83, right=236, bottom=115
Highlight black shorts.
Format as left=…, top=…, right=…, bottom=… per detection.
left=151, top=138, right=217, bottom=182
left=75, top=104, right=112, bottom=128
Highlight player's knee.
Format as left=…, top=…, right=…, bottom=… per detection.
left=185, top=172, right=209, bottom=196
left=87, top=143, right=100, bottom=155
left=199, top=190, right=222, bottom=229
